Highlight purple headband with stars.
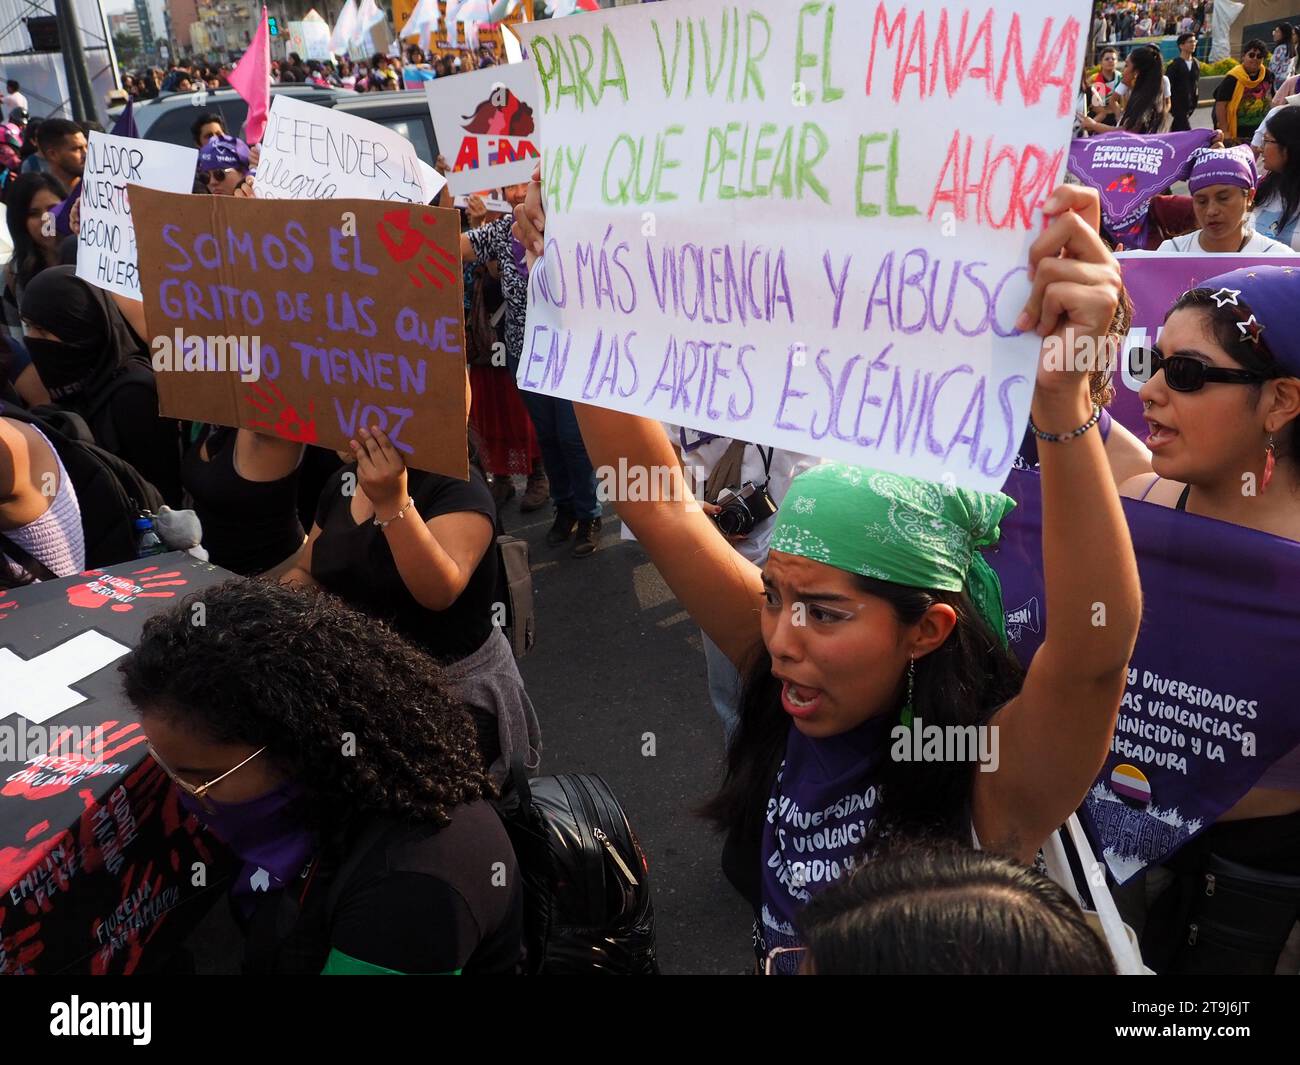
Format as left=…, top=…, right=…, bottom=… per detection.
left=1199, top=266, right=1300, bottom=377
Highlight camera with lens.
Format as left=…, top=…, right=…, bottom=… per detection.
left=712, top=481, right=779, bottom=537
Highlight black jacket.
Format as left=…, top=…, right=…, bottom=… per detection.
left=1167, top=56, right=1200, bottom=115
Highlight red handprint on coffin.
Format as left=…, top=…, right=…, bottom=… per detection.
left=244, top=380, right=318, bottom=444
left=66, top=567, right=188, bottom=613
left=2, top=723, right=144, bottom=801
left=377, top=207, right=460, bottom=291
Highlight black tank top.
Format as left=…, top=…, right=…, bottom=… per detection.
left=182, top=427, right=305, bottom=576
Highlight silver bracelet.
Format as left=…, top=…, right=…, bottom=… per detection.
left=373, top=497, right=415, bottom=529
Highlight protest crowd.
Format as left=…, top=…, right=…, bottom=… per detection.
left=1, top=0, right=1300, bottom=987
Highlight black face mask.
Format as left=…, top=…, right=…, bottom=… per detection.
left=24, top=335, right=105, bottom=400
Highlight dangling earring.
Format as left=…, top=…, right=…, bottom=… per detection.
left=1263, top=434, right=1277, bottom=494
left=900, top=656, right=916, bottom=728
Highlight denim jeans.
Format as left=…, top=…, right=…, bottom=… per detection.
left=512, top=370, right=600, bottom=520
left=701, top=628, right=742, bottom=742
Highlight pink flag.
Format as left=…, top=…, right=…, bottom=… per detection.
left=228, top=6, right=271, bottom=144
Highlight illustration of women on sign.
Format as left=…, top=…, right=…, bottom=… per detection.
left=461, top=89, right=535, bottom=138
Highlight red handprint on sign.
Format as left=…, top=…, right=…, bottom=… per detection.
left=376, top=207, right=459, bottom=290
left=0, top=597, right=17, bottom=620
left=66, top=567, right=187, bottom=612
left=1, top=722, right=144, bottom=802
left=245, top=381, right=318, bottom=444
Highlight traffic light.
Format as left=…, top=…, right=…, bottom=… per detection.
left=268, top=15, right=279, bottom=36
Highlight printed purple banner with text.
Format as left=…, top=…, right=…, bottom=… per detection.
left=1068, top=130, right=1214, bottom=246
left=990, top=469, right=1300, bottom=883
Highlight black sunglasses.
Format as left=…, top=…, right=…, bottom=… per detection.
left=1129, top=346, right=1273, bottom=392
left=203, top=168, right=231, bottom=183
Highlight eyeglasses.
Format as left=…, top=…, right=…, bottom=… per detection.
left=764, top=946, right=809, bottom=975
left=1245, top=51, right=1266, bottom=59
left=1129, top=346, right=1273, bottom=392
left=147, top=743, right=266, bottom=812
left=203, top=168, right=231, bottom=183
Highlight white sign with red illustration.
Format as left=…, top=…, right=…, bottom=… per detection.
left=425, top=61, right=541, bottom=195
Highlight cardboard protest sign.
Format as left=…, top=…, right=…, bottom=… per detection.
left=1108, top=253, right=1300, bottom=440
left=256, top=94, right=446, bottom=203
left=1068, top=130, right=1215, bottom=248
left=132, top=188, right=469, bottom=478
left=0, top=553, right=237, bottom=974
left=426, top=61, right=541, bottom=195
left=991, top=470, right=1300, bottom=883
left=76, top=133, right=199, bottom=300
left=516, top=0, right=1091, bottom=493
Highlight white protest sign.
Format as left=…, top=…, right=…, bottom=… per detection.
left=455, top=190, right=512, bottom=213
left=426, top=62, right=542, bottom=195
left=76, top=133, right=198, bottom=300
left=256, top=94, right=446, bottom=203
left=517, top=0, right=1091, bottom=493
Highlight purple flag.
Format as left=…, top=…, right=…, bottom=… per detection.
left=991, top=469, right=1300, bottom=884
left=1109, top=254, right=1300, bottom=441
left=1068, top=130, right=1214, bottom=247
left=110, top=99, right=138, bottom=140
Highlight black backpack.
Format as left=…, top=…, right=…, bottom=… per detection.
left=0, top=401, right=164, bottom=569
left=494, top=764, right=659, bottom=974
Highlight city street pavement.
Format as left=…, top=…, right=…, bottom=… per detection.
left=500, top=494, right=756, bottom=975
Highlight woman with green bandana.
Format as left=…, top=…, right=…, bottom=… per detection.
left=532, top=184, right=1144, bottom=972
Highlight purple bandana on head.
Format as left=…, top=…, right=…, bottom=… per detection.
left=1068, top=129, right=1215, bottom=246
left=1198, top=265, right=1300, bottom=377
left=1187, top=145, right=1259, bottom=194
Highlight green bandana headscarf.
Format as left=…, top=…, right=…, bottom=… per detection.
left=769, top=464, right=1016, bottom=646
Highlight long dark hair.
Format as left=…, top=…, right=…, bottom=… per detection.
left=119, top=580, right=493, bottom=835
left=1256, top=107, right=1300, bottom=238
left=1121, top=47, right=1165, bottom=134
left=1166, top=287, right=1297, bottom=467
left=4, top=172, right=67, bottom=292
left=796, top=838, right=1115, bottom=975
left=701, top=577, right=1025, bottom=847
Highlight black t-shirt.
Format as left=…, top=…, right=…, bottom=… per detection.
left=181, top=427, right=305, bottom=576
left=311, top=465, right=498, bottom=662
left=243, top=801, right=523, bottom=975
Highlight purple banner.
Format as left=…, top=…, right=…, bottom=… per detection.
left=1109, top=253, right=1300, bottom=441
left=1068, top=130, right=1214, bottom=246
left=991, top=469, right=1300, bottom=883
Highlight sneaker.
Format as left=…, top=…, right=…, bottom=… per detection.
left=519, top=470, right=550, bottom=512
left=572, top=516, right=602, bottom=558
left=545, top=508, right=578, bottom=546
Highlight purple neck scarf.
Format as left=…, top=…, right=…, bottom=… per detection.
left=759, top=714, right=893, bottom=972
left=179, top=782, right=317, bottom=911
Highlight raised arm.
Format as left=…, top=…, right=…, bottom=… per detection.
left=974, top=186, right=1143, bottom=860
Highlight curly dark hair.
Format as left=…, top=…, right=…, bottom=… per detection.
left=118, top=579, right=492, bottom=834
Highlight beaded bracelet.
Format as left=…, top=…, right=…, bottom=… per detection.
left=373, top=497, right=416, bottom=529
left=1027, top=404, right=1102, bottom=443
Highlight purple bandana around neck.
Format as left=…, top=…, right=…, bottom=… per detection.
left=1068, top=129, right=1216, bottom=244
left=759, top=713, right=893, bottom=973
left=178, top=781, right=317, bottom=911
